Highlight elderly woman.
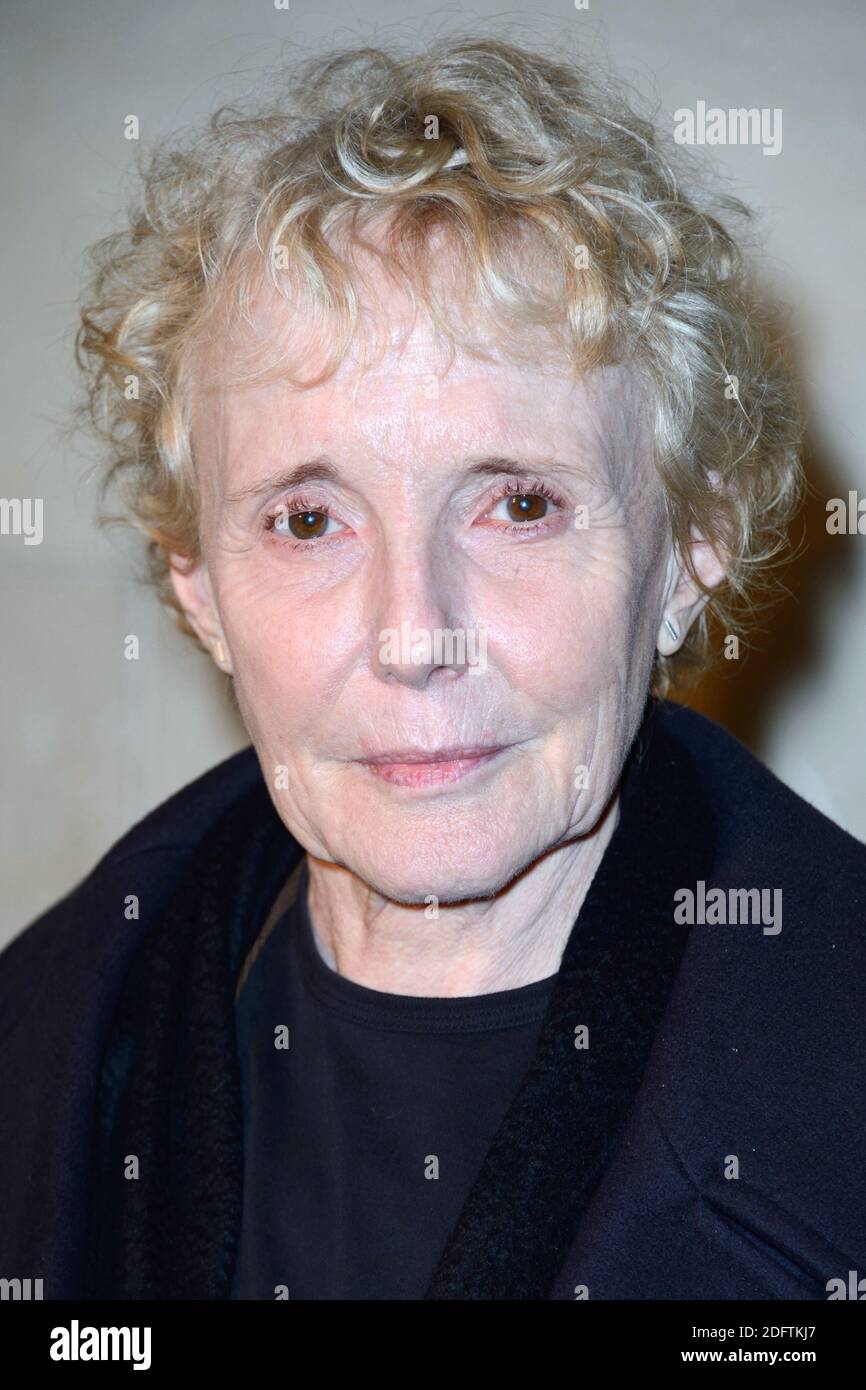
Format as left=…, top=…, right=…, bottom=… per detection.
left=1, top=36, right=864, bottom=1304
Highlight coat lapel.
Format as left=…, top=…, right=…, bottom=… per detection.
left=423, top=703, right=716, bottom=1298
left=84, top=789, right=302, bottom=1299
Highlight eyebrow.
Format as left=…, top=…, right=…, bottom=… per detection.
left=224, top=454, right=578, bottom=506
left=225, top=456, right=341, bottom=505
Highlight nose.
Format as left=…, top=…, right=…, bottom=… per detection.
left=370, top=540, right=473, bottom=689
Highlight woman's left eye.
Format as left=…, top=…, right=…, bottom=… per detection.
left=487, top=491, right=554, bottom=526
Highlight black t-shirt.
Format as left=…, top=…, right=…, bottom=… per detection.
left=231, top=858, right=557, bottom=1300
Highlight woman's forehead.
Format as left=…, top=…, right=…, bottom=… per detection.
left=189, top=249, right=651, bottom=493
left=191, top=361, right=657, bottom=539
left=195, top=219, right=578, bottom=392
left=198, top=334, right=633, bottom=459
left=202, top=276, right=610, bottom=400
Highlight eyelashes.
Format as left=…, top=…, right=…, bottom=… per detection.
left=262, top=495, right=340, bottom=543
left=261, top=477, right=569, bottom=548
left=482, top=478, right=565, bottom=534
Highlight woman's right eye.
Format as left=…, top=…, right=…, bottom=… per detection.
left=266, top=503, right=343, bottom=542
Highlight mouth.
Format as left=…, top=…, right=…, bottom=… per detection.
left=357, top=744, right=509, bottom=788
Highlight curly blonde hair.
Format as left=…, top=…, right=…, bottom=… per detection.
left=75, top=34, right=804, bottom=692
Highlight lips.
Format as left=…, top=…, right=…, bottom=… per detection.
left=359, top=745, right=507, bottom=787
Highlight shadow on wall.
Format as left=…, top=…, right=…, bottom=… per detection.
left=683, top=426, right=857, bottom=755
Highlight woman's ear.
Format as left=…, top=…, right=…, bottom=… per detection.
left=657, top=527, right=728, bottom=657
left=169, top=555, right=233, bottom=673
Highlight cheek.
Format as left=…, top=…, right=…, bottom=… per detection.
left=211, top=562, right=348, bottom=747
left=480, top=538, right=643, bottom=711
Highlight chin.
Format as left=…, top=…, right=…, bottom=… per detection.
left=333, top=824, right=529, bottom=907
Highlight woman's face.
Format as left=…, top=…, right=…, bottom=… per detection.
left=178, top=276, right=677, bottom=905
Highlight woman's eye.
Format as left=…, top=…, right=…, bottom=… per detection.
left=271, top=508, right=338, bottom=540
left=489, top=492, right=551, bottom=524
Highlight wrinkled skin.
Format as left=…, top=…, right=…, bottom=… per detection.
left=172, top=257, right=722, bottom=995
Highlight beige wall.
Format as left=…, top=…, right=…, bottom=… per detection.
left=2, top=0, right=864, bottom=942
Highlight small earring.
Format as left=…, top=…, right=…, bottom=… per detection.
left=663, top=618, right=679, bottom=642
left=213, top=640, right=227, bottom=667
